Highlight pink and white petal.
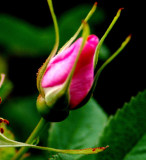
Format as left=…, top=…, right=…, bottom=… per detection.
left=42, top=35, right=99, bottom=108
left=42, top=39, right=82, bottom=87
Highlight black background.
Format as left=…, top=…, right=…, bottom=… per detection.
left=0, top=0, right=145, bottom=115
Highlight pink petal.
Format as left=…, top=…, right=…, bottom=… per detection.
left=42, top=38, right=82, bottom=87
left=41, top=35, right=99, bottom=108
left=70, top=35, right=99, bottom=108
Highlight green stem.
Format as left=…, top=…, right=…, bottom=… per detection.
left=12, top=118, right=47, bottom=160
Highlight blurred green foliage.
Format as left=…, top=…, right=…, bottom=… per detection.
left=0, top=5, right=110, bottom=60
left=1, top=95, right=41, bottom=141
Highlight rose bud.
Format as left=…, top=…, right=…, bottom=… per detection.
left=36, top=3, right=131, bottom=122
left=43, top=35, right=98, bottom=108
left=37, top=35, right=99, bottom=121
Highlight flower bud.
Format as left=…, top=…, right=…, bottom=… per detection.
left=36, top=4, right=131, bottom=121
left=36, top=35, right=99, bottom=121
left=41, top=35, right=99, bottom=109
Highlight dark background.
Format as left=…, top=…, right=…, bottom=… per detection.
left=0, top=0, right=145, bottom=115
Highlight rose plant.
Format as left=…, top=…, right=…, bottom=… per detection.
left=0, top=0, right=137, bottom=160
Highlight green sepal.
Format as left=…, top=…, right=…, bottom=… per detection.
left=94, top=8, right=123, bottom=69
left=36, top=92, right=70, bottom=122
left=93, top=34, right=131, bottom=89
left=36, top=0, right=59, bottom=97
left=58, top=2, right=97, bottom=54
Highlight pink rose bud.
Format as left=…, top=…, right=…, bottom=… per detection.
left=36, top=4, right=131, bottom=122
left=41, top=35, right=99, bottom=109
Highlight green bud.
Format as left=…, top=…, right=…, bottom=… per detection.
left=36, top=86, right=70, bottom=122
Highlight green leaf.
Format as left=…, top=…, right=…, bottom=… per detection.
left=48, top=98, right=107, bottom=160
left=25, top=155, right=46, bottom=160
left=78, top=154, right=97, bottom=160
left=123, top=133, right=146, bottom=160
left=50, top=153, right=97, bottom=160
left=96, top=90, right=146, bottom=160
left=49, top=154, right=76, bottom=160
left=0, top=5, right=105, bottom=57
